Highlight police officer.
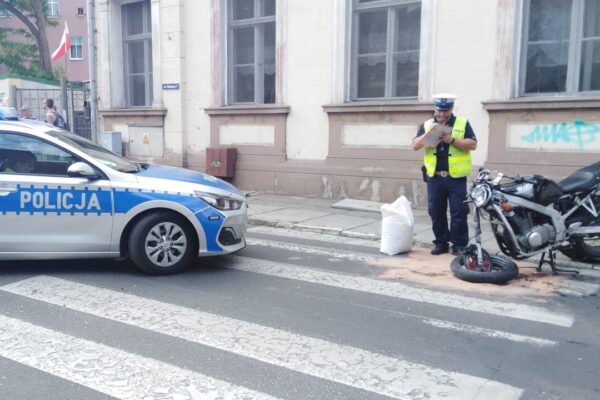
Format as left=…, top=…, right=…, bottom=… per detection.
left=412, top=94, right=477, bottom=255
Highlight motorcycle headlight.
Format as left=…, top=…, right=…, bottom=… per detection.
left=195, top=191, right=244, bottom=211
left=471, top=184, right=492, bottom=207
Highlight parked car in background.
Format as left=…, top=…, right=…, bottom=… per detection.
left=0, top=120, right=247, bottom=274
left=0, top=107, right=19, bottom=121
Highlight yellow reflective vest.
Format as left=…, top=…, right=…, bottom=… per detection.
left=423, top=116, right=471, bottom=178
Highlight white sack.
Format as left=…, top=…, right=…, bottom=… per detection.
left=379, top=196, right=414, bottom=255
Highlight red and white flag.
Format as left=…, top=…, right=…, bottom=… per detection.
left=51, top=22, right=71, bottom=62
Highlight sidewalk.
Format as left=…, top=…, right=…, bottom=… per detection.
left=245, top=192, right=600, bottom=275
left=246, top=192, right=497, bottom=250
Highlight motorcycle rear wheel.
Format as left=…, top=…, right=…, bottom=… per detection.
left=451, top=248, right=519, bottom=284
left=560, top=234, right=600, bottom=262
left=560, top=202, right=600, bottom=262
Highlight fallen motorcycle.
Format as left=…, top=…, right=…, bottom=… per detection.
left=451, top=161, right=600, bottom=284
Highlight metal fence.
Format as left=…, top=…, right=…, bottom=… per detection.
left=15, top=81, right=91, bottom=139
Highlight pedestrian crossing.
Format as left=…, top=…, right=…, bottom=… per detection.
left=0, top=230, right=589, bottom=399
left=226, top=256, right=574, bottom=327
left=0, top=315, right=279, bottom=400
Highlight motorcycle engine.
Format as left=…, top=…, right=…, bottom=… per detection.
left=520, top=224, right=556, bottom=249
left=505, top=207, right=556, bottom=251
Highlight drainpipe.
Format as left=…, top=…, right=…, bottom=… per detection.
left=87, top=0, right=98, bottom=143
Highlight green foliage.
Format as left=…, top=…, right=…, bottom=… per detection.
left=0, top=33, right=56, bottom=80
left=0, top=0, right=58, bottom=79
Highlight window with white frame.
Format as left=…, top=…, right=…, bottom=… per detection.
left=47, top=0, right=59, bottom=17
left=351, top=0, right=421, bottom=100
left=122, top=0, right=153, bottom=107
left=70, top=36, right=83, bottom=60
left=227, top=0, right=276, bottom=104
left=521, top=0, right=600, bottom=95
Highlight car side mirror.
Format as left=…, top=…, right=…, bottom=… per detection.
left=67, top=162, right=101, bottom=180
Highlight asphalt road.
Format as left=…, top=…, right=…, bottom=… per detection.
left=0, top=226, right=598, bottom=400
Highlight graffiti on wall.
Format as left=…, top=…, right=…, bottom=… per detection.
left=508, top=120, right=600, bottom=152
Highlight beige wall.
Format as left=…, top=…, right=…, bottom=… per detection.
left=95, top=0, right=600, bottom=204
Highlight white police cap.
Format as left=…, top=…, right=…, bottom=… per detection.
left=432, top=93, right=457, bottom=110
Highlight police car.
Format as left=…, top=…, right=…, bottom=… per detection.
left=0, top=120, right=247, bottom=274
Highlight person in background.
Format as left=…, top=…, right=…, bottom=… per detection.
left=20, top=105, right=34, bottom=119
left=411, top=94, right=477, bottom=256
left=43, top=98, right=57, bottom=125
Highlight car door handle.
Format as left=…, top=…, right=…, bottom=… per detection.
left=0, top=187, right=17, bottom=196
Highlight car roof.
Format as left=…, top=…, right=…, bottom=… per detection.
left=0, top=120, right=59, bottom=137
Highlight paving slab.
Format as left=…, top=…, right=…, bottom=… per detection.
left=342, top=221, right=382, bottom=237
left=247, top=204, right=286, bottom=217
left=331, top=199, right=383, bottom=213
left=299, top=214, right=378, bottom=231
left=249, top=208, right=331, bottom=225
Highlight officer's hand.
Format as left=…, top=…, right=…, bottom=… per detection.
left=440, top=132, right=453, bottom=144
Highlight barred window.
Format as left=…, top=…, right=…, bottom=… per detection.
left=122, top=0, right=153, bottom=107
left=227, top=0, right=276, bottom=104
left=351, top=0, right=421, bottom=100
left=521, top=0, right=600, bottom=95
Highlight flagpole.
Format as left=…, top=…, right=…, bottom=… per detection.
left=64, top=40, right=69, bottom=129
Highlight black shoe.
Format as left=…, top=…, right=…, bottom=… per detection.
left=431, top=244, right=449, bottom=255
left=452, top=246, right=466, bottom=256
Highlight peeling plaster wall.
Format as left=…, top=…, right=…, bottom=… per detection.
left=285, top=0, right=332, bottom=160
left=434, top=0, right=497, bottom=167
left=182, top=0, right=212, bottom=169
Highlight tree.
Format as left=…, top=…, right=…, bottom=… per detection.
left=0, top=0, right=56, bottom=79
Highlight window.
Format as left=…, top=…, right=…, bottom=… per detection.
left=77, top=7, right=84, bottom=16
left=521, top=0, right=600, bottom=95
left=122, top=0, right=153, bottom=107
left=0, top=133, right=77, bottom=176
left=351, top=0, right=421, bottom=100
left=47, top=0, right=59, bottom=17
left=70, top=36, right=83, bottom=60
left=227, top=0, right=276, bottom=104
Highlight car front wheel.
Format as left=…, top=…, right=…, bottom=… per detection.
left=128, top=212, right=197, bottom=275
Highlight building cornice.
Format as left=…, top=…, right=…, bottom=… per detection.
left=323, top=101, right=433, bottom=113
left=482, top=97, right=600, bottom=111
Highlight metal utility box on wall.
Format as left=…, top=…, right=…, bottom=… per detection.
left=129, top=127, right=164, bottom=157
left=206, top=147, right=237, bottom=178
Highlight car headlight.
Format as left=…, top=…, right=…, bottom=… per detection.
left=471, top=184, right=492, bottom=207
left=195, top=191, right=244, bottom=211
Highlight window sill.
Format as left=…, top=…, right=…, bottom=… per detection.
left=322, top=101, right=433, bottom=113
left=482, top=97, right=600, bottom=111
left=204, top=105, right=290, bottom=116
left=99, top=108, right=167, bottom=117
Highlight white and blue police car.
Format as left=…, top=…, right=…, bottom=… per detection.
left=0, top=120, right=247, bottom=274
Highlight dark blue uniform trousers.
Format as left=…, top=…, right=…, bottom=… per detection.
left=427, top=176, right=469, bottom=247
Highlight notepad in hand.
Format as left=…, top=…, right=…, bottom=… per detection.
left=422, top=124, right=452, bottom=147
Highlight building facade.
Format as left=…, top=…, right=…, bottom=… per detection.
left=95, top=0, right=600, bottom=205
left=0, top=0, right=89, bottom=82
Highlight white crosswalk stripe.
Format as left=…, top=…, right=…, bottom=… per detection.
left=1, top=276, right=524, bottom=400
left=421, top=319, right=558, bottom=347
left=246, top=237, right=378, bottom=262
left=0, top=314, right=280, bottom=400
left=227, top=256, right=575, bottom=327
left=248, top=226, right=381, bottom=248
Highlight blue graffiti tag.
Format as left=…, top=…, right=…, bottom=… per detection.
left=521, top=120, right=600, bottom=150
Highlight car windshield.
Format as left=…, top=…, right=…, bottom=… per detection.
left=48, top=131, right=139, bottom=173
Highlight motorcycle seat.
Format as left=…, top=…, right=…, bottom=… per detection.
left=559, top=162, right=600, bottom=193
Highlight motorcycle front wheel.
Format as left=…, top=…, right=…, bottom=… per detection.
left=451, top=247, right=519, bottom=284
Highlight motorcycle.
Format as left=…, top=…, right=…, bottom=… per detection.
left=451, top=161, right=600, bottom=284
